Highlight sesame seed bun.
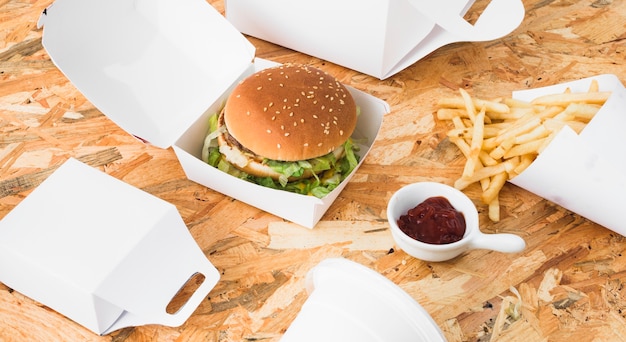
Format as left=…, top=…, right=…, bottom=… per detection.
left=223, top=64, right=358, bottom=162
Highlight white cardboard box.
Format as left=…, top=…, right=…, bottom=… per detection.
left=510, top=74, right=626, bottom=234
left=37, top=0, right=389, bottom=229
left=225, top=0, right=525, bottom=79
left=0, top=158, right=220, bottom=335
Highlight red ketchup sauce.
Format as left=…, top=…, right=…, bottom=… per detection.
left=397, top=196, right=466, bottom=244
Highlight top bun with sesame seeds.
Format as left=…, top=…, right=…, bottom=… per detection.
left=210, top=63, right=359, bottom=184
left=223, top=63, right=357, bottom=162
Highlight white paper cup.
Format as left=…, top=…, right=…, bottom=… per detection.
left=387, top=182, right=526, bottom=262
left=281, top=258, right=445, bottom=342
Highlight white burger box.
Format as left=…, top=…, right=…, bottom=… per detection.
left=0, top=158, right=221, bottom=335
left=36, top=0, right=389, bottom=229
left=510, top=74, right=626, bottom=235
left=225, top=0, right=525, bottom=80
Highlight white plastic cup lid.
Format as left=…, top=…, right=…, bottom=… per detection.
left=281, top=258, right=446, bottom=341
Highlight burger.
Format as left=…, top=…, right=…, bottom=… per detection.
left=202, top=63, right=360, bottom=198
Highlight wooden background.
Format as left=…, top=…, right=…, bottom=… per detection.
left=1, top=0, right=626, bottom=341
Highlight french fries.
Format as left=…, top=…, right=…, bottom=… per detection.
left=437, top=79, right=609, bottom=222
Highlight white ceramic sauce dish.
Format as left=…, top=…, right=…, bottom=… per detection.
left=387, top=182, right=526, bottom=262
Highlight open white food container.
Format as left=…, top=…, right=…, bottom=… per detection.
left=281, top=258, right=446, bottom=341
left=510, top=74, right=626, bottom=235
left=225, top=0, right=525, bottom=79
left=0, top=158, right=220, bottom=335
left=37, top=0, right=389, bottom=229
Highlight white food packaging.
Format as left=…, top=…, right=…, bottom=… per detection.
left=282, top=258, right=446, bottom=341
left=225, top=0, right=525, bottom=79
left=37, top=0, right=389, bottom=229
left=510, top=74, right=626, bottom=235
left=0, top=158, right=220, bottom=335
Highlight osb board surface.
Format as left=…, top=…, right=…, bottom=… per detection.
left=1, top=0, right=626, bottom=341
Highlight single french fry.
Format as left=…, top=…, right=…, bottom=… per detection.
left=538, top=132, right=558, bottom=154
left=503, top=138, right=548, bottom=159
left=542, top=118, right=566, bottom=132
left=511, top=153, right=536, bottom=177
left=588, top=79, right=599, bottom=92
left=449, top=135, right=471, bottom=158
left=482, top=136, right=496, bottom=150
left=482, top=125, right=502, bottom=138
left=482, top=172, right=508, bottom=204
left=489, top=135, right=516, bottom=160
left=480, top=178, right=491, bottom=192
left=479, top=150, right=500, bottom=166
left=448, top=125, right=499, bottom=140
left=437, top=108, right=469, bottom=120
left=488, top=197, right=500, bottom=222
left=503, top=98, right=532, bottom=108
left=461, top=118, right=474, bottom=129
left=543, top=117, right=587, bottom=134
left=515, top=124, right=550, bottom=145
left=552, top=108, right=575, bottom=122
left=531, top=91, right=611, bottom=106
left=447, top=128, right=472, bottom=139
left=451, top=116, right=466, bottom=130
left=535, top=106, right=566, bottom=120
left=563, top=120, right=587, bottom=133
left=476, top=100, right=510, bottom=114
left=484, top=116, right=541, bottom=150
left=486, top=108, right=527, bottom=121
left=455, top=158, right=519, bottom=190
left=485, top=122, right=515, bottom=130
left=563, top=103, right=601, bottom=121
left=462, top=107, right=486, bottom=178
left=459, top=88, right=477, bottom=123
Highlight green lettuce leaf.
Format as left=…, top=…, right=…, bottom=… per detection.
left=202, top=113, right=362, bottom=198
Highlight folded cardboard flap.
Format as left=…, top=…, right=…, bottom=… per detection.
left=510, top=74, right=626, bottom=234
left=225, top=0, right=525, bottom=79
left=38, top=0, right=255, bottom=149
left=0, top=158, right=220, bottom=334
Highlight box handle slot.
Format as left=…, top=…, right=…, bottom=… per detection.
left=166, top=272, right=207, bottom=314
left=408, top=0, right=525, bottom=41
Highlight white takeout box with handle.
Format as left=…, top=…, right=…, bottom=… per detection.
left=510, top=74, right=626, bottom=234
left=225, top=0, right=525, bottom=79
left=37, top=0, right=388, bottom=229
left=0, top=158, right=220, bottom=335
